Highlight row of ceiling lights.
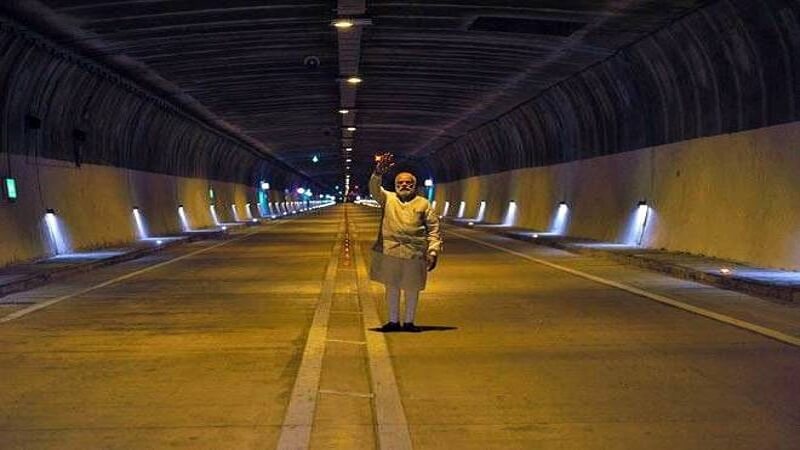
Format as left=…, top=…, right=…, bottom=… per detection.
left=332, top=18, right=366, bottom=195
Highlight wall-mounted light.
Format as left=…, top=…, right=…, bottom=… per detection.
left=503, top=201, right=518, bottom=227
left=339, top=109, right=350, bottom=114
left=345, top=147, right=353, bottom=152
left=424, top=179, right=434, bottom=187
left=260, top=180, right=270, bottom=190
left=312, top=155, right=319, bottom=163
left=209, top=204, right=220, bottom=226
left=44, top=208, right=70, bottom=254
left=346, top=126, right=357, bottom=132
left=475, top=201, right=486, bottom=222
left=4, top=177, right=17, bottom=201
left=132, top=206, right=148, bottom=239
left=626, top=200, right=651, bottom=246
left=346, top=76, right=362, bottom=84
left=209, top=187, right=215, bottom=200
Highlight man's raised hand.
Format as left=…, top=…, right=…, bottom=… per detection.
left=374, top=152, right=395, bottom=175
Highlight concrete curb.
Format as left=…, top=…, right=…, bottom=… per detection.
left=445, top=220, right=800, bottom=304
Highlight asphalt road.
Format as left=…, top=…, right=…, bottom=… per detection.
left=0, top=204, right=797, bottom=449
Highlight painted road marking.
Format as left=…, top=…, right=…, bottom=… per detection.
left=276, top=219, right=344, bottom=450
left=0, top=220, right=296, bottom=323
left=326, top=338, right=367, bottom=345
left=350, top=218, right=414, bottom=450
left=318, top=389, right=375, bottom=399
left=449, top=229, right=800, bottom=348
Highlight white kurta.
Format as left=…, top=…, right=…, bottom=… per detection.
left=368, top=173, right=442, bottom=290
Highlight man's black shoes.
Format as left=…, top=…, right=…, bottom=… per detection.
left=380, top=321, right=402, bottom=332
left=403, top=322, right=421, bottom=333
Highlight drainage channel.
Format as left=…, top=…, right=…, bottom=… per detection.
left=307, top=210, right=376, bottom=449
left=277, top=204, right=412, bottom=449
left=277, top=205, right=410, bottom=449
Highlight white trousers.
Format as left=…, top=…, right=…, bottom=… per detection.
left=385, top=285, right=420, bottom=323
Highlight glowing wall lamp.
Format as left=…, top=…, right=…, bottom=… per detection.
left=550, top=201, right=570, bottom=235
left=442, top=201, right=450, bottom=218
left=208, top=187, right=215, bottom=201
left=178, top=205, right=190, bottom=232
left=261, top=180, right=270, bottom=190
left=4, top=177, right=17, bottom=202
left=626, top=200, right=651, bottom=246
left=132, top=207, right=148, bottom=239
left=502, top=201, right=518, bottom=227
left=209, top=204, right=220, bottom=226
left=474, top=201, right=487, bottom=222
left=457, top=201, right=466, bottom=218
left=44, top=208, right=70, bottom=254
left=231, top=204, right=240, bottom=222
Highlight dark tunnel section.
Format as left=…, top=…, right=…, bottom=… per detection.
left=0, top=18, right=307, bottom=190
left=425, top=0, right=800, bottom=182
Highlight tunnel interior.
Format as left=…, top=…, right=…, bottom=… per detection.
left=1, top=0, right=799, bottom=269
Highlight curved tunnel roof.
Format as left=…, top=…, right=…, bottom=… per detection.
left=2, top=0, right=796, bottom=187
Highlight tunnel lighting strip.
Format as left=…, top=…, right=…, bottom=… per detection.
left=447, top=229, right=800, bottom=348
left=0, top=214, right=306, bottom=324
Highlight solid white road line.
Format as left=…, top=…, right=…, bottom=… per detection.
left=0, top=225, right=274, bottom=324
left=351, top=220, right=414, bottom=450
left=449, top=229, right=800, bottom=348
left=326, top=338, right=367, bottom=345
left=276, top=220, right=344, bottom=450
left=318, top=389, right=375, bottom=399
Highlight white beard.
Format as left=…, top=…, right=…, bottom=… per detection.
left=397, top=189, right=414, bottom=201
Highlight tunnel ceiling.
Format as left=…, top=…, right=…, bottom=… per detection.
left=2, top=0, right=714, bottom=187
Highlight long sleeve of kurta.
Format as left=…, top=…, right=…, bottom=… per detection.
left=424, top=206, right=442, bottom=255
left=369, top=172, right=443, bottom=259
left=369, top=173, right=387, bottom=206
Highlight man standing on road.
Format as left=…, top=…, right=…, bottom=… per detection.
left=369, top=152, right=442, bottom=332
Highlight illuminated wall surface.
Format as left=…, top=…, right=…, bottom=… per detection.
left=1, top=0, right=799, bottom=270
left=435, top=121, right=800, bottom=270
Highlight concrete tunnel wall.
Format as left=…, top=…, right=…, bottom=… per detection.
left=0, top=153, right=298, bottom=267
left=434, top=120, right=800, bottom=270
left=0, top=17, right=312, bottom=266
left=427, top=0, right=800, bottom=271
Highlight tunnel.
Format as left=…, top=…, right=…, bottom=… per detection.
left=0, top=0, right=799, bottom=448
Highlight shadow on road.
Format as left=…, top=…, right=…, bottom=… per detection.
left=369, top=325, right=458, bottom=333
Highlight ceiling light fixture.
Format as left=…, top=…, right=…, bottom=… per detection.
left=338, top=109, right=350, bottom=114
left=346, top=76, right=362, bottom=84
left=346, top=127, right=357, bottom=132
left=332, top=19, right=355, bottom=29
